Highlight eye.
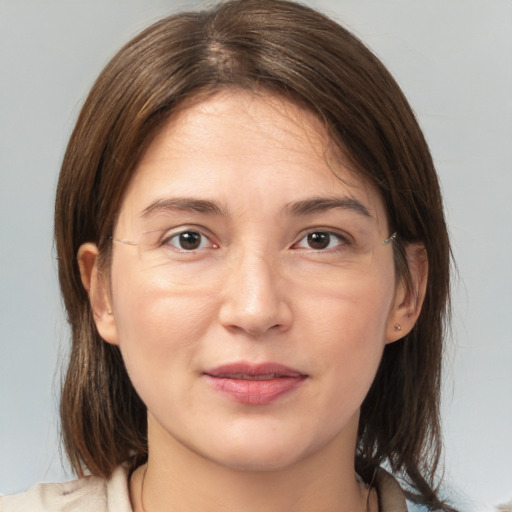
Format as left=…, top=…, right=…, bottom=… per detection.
left=163, top=230, right=216, bottom=251
left=294, top=231, right=348, bottom=251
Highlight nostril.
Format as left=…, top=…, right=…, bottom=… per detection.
left=219, top=300, right=292, bottom=337
left=244, top=323, right=282, bottom=337
left=217, top=253, right=293, bottom=336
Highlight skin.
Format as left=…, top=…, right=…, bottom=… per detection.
left=79, top=90, right=427, bottom=512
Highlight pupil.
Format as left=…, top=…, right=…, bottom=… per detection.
left=179, top=232, right=201, bottom=250
left=308, top=232, right=330, bottom=249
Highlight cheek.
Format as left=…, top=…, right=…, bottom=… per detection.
left=297, top=267, right=394, bottom=346
left=297, top=271, right=394, bottom=398
left=109, top=257, right=216, bottom=391
left=111, top=249, right=212, bottom=335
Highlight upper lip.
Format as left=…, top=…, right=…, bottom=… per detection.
left=203, top=362, right=306, bottom=379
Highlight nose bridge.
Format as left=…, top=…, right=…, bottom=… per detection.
left=218, top=242, right=291, bottom=335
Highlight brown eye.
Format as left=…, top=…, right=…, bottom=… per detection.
left=293, top=230, right=348, bottom=252
left=307, top=232, right=331, bottom=250
left=179, top=232, right=202, bottom=250
left=166, top=231, right=206, bottom=251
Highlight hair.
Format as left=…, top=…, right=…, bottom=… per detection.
left=55, top=0, right=453, bottom=509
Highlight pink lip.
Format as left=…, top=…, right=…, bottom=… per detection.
left=203, top=362, right=307, bottom=405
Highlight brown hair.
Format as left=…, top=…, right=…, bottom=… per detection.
left=55, top=0, right=453, bottom=509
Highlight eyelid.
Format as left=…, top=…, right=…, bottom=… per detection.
left=294, top=227, right=353, bottom=243
left=291, top=228, right=353, bottom=251
left=157, top=225, right=219, bottom=250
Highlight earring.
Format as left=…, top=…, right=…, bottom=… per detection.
left=106, top=310, right=113, bottom=315
left=394, top=323, right=402, bottom=331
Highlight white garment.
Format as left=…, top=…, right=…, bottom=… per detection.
left=0, top=465, right=409, bottom=511
left=0, top=466, right=131, bottom=512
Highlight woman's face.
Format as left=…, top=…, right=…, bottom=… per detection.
left=94, top=90, right=405, bottom=471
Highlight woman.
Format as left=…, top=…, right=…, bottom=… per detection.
left=0, top=0, right=454, bottom=511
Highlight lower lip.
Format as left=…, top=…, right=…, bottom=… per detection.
left=204, top=375, right=306, bottom=405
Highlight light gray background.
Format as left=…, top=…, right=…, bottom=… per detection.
left=1, top=0, right=511, bottom=510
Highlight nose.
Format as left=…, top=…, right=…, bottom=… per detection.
left=218, top=250, right=292, bottom=337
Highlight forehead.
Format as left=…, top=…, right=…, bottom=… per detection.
left=143, top=90, right=338, bottom=172
left=119, top=90, right=387, bottom=228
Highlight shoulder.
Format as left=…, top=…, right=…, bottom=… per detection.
left=0, top=466, right=132, bottom=512
left=374, top=469, right=446, bottom=512
left=374, top=467, right=409, bottom=512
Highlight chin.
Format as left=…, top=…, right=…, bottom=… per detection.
left=199, top=430, right=322, bottom=473
left=210, top=448, right=304, bottom=473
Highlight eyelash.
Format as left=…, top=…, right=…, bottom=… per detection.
left=160, top=228, right=218, bottom=252
left=159, top=227, right=352, bottom=253
left=292, top=230, right=352, bottom=252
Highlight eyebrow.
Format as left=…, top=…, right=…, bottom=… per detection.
left=140, top=195, right=372, bottom=220
left=285, top=197, right=372, bottom=218
left=141, top=198, right=227, bottom=218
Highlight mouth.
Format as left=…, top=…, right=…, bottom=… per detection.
left=210, top=372, right=295, bottom=380
left=203, top=362, right=307, bottom=405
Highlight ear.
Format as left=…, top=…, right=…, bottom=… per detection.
left=386, top=243, right=428, bottom=344
left=77, top=243, right=119, bottom=345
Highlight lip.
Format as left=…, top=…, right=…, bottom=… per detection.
left=203, top=362, right=307, bottom=405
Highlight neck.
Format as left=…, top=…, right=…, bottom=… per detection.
left=131, top=415, right=370, bottom=512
